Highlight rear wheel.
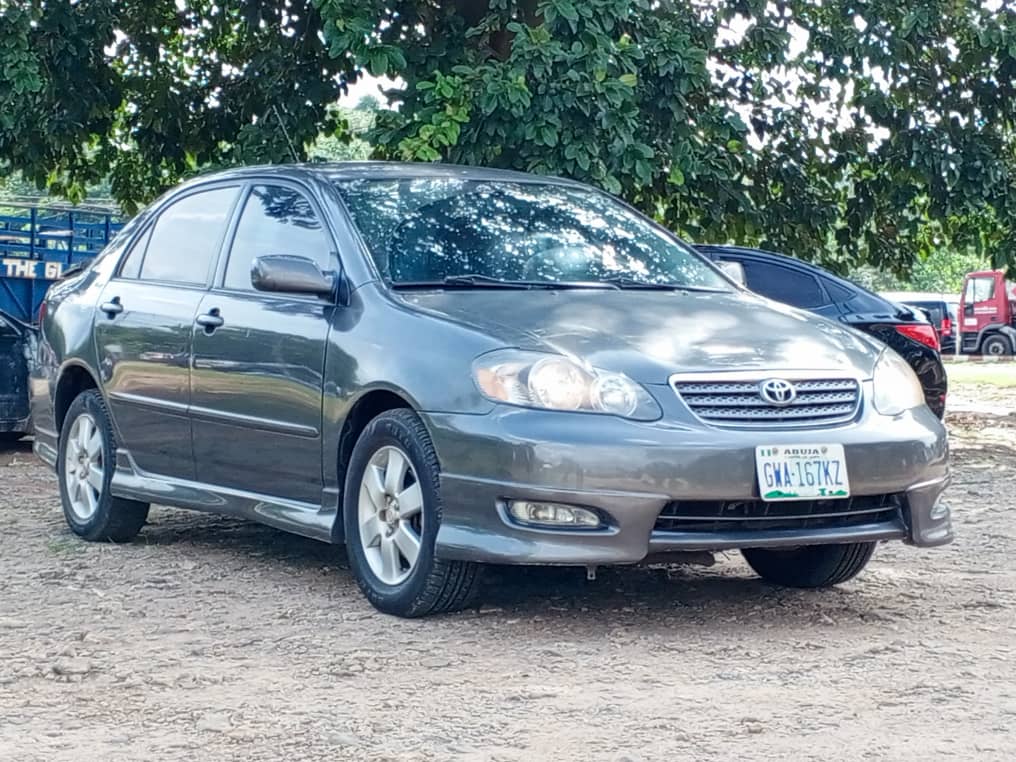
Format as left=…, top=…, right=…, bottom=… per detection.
left=343, top=409, right=482, bottom=617
left=58, top=390, right=149, bottom=542
left=982, top=335, right=1012, bottom=356
left=742, top=543, right=875, bottom=588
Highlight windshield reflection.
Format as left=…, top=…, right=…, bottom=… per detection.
left=334, top=178, right=729, bottom=290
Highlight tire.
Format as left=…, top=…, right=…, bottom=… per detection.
left=742, top=542, right=875, bottom=588
left=981, top=335, right=1012, bottom=356
left=343, top=409, right=482, bottom=617
left=58, top=390, right=149, bottom=542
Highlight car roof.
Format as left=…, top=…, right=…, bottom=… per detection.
left=181, top=161, right=588, bottom=189
left=693, top=243, right=890, bottom=300
left=694, top=244, right=944, bottom=323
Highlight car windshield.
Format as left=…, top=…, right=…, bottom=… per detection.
left=332, top=177, right=729, bottom=290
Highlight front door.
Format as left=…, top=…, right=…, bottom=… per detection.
left=189, top=183, right=335, bottom=504
left=94, top=185, right=239, bottom=479
left=962, top=274, right=1001, bottom=336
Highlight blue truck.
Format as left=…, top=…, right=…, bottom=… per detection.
left=0, top=201, right=123, bottom=440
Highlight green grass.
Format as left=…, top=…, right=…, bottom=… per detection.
left=946, top=362, right=1016, bottom=388
left=46, top=536, right=85, bottom=556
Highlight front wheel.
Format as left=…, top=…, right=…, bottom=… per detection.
left=742, top=543, right=875, bottom=588
left=58, top=390, right=149, bottom=542
left=343, top=409, right=482, bottom=617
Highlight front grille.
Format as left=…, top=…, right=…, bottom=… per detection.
left=654, top=493, right=903, bottom=534
left=671, top=375, right=861, bottom=427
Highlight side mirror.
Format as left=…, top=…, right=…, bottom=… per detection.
left=251, top=255, right=335, bottom=297
left=717, top=259, right=746, bottom=286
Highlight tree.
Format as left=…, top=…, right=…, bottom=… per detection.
left=852, top=247, right=990, bottom=294
left=0, top=0, right=357, bottom=211
left=307, top=101, right=377, bottom=162
left=1, top=1, right=1015, bottom=275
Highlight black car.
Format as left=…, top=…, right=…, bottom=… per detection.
left=879, top=292, right=958, bottom=355
left=696, top=245, right=947, bottom=418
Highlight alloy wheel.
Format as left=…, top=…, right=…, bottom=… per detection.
left=64, top=413, right=104, bottom=522
left=357, top=445, right=424, bottom=585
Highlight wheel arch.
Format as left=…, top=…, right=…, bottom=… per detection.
left=978, top=325, right=1016, bottom=354
left=331, top=388, right=418, bottom=542
left=54, top=362, right=101, bottom=435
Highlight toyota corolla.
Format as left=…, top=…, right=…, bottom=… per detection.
left=31, top=163, right=952, bottom=617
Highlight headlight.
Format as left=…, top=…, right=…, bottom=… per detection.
left=872, top=349, right=925, bottom=416
left=472, top=349, right=661, bottom=420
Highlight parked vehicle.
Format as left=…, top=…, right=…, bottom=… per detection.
left=696, top=245, right=948, bottom=418
left=958, top=270, right=1016, bottom=355
left=32, top=164, right=952, bottom=617
left=880, top=291, right=958, bottom=355
left=0, top=202, right=123, bottom=441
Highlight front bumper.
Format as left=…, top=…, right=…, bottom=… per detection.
left=424, top=400, right=952, bottom=566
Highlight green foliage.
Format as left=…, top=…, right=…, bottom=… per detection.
left=0, top=0, right=358, bottom=212
left=1, top=0, right=1015, bottom=275
left=307, top=102, right=377, bottom=162
left=852, top=248, right=990, bottom=294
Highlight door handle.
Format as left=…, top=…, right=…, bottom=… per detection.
left=195, top=309, right=224, bottom=330
left=99, top=297, right=123, bottom=316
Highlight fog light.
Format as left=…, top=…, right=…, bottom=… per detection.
left=930, top=496, right=950, bottom=521
left=507, top=501, right=602, bottom=528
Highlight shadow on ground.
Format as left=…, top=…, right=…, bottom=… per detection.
left=128, top=507, right=890, bottom=628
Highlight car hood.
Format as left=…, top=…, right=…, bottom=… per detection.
left=397, top=289, right=882, bottom=383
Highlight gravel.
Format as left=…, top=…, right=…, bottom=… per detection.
left=1, top=384, right=1014, bottom=761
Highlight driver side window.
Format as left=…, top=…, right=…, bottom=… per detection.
left=223, top=184, right=334, bottom=291
left=964, top=276, right=995, bottom=304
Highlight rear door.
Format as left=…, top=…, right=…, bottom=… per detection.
left=189, top=182, right=335, bottom=504
left=93, top=185, right=240, bottom=479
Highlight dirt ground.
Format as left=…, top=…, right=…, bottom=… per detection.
left=1, top=380, right=1014, bottom=761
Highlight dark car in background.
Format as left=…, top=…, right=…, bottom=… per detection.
left=696, top=246, right=947, bottom=418
left=880, top=292, right=958, bottom=355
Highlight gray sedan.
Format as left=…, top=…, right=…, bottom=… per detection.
left=31, top=163, right=951, bottom=617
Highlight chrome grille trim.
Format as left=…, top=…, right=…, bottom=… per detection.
left=670, top=371, right=862, bottom=428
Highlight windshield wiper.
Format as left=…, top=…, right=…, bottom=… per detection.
left=393, top=275, right=613, bottom=290
left=392, top=274, right=725, bottom=292
left=393, top=274, right=534, bottom=290
left=604, top=277, right=729, bottom=293
left=599, top=277, right=682, bottom=290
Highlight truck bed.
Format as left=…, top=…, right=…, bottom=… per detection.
left=1, top=201, right=123, bottom=433
left=1, top=201, right=123, bottom=325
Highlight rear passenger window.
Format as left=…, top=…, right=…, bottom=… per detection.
left=140, top=187, right=237, bottom=284
left=822, top=279, right=855, bottom=304
left=742, top=261, right=827, bottom=309
left=118, top=227, right=152, bottom=279
left=223, top=185, right=334, bottom=291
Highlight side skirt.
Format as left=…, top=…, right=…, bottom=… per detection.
left=109, top=449, right=339, bottom=544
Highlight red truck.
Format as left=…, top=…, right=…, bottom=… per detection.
left=959, top=270, right=1016, bottom=355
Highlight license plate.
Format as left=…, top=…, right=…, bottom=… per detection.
left=755, top=444, right=850, bottom=501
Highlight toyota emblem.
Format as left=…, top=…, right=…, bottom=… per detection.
left=759, top=378, right=797, bottom=406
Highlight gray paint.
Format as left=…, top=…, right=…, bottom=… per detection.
left=31, top=162, right=952, bottom=566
